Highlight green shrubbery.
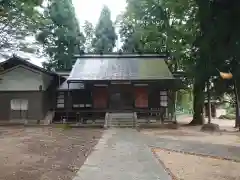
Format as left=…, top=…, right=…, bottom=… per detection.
left=218, top=107, right=236, bottom=120
left=218, top=114, right=235, bottom=120
left=227, top=107, right=236, bottom=114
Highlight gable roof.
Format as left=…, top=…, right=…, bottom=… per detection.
left=0, top=55, right=59, bottom=77
left=68, top=54, right=174, bottom=81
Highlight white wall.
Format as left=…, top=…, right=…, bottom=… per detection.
left=0, top=65, right=52, bottom=91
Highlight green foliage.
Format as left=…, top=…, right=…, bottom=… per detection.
left=0, top=0, right=43, bottom=52
left=227, top=107, right=235, bottom=115
left=219, top=114, right=235, bottom=120
left=177, top=90, right=193, bottom=111
left=36, top=0, right=85, bottom=70
left=119, top=0, right=240, bottom=125
left=118, top=0, right=204, bottom=124
left=117, top=0, right=168, bottom=53
left=118, top=0, right=198, bottom=73
left=193, top=1, right=240, bottom=125
left=83, top=20, right=95, bottom=53
left=92, top=5, right=117, bottom=53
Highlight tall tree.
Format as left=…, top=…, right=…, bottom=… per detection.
left=0, top=0, right=43, bottom=54
left=119, top=0, right=198, bottom=64
left=92, top=5, right=117, bottom=53
left=118, top=0, right=170, bottom=53
left=36, top=0, right=85, bottom=70
left=119, top=0, right=240, bottom=127
left=190, top=0, right=240, bottom=125
left=83, top=20, right=94, bottom=53
left=119, top=0, right=205, bottom=124
left=209, top=0, right=240, bottom=127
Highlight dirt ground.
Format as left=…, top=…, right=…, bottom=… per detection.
left=154, top=148, right=240, bottom=180
left=177, top=114, right=236, bottom=130
left=144, top=116, right=240, bottom=180
left=0, top=126, right=102, bottom=180
left=142, top=126, right=240, bottom=146
left=142, top=116, right=240, bottom=146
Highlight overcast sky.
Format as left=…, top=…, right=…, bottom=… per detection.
left=72, top=0, right=127, bottom=50
left=72, top=0, right=126, bottom=25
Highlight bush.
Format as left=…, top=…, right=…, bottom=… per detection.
left=218, top=114, right=235, bottom=120
left=227, top=108, right=236, bottom=114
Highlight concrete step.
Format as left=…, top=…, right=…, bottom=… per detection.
left=106, top=112, right=138, bottom=128
left=110, top=124, right=135, bottom=128
left=110, top=122, right=134, bottom=126
left=110, top=113, right=134, bottom=119
left=111, top=119, right=134, bottom=122
left=109, top=120, right=135, bottom=127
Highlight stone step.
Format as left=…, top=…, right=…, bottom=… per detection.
left=106, top=112, right=137, bottom=128
left=110, top=122, right=134, bottom=124
left=109, top=119, right=135, bottom=127
left=110, top=113, right=134, bottom=119
left=111, top=119, right=134, bottom=122
left=110, top=124, right=135, bottom=128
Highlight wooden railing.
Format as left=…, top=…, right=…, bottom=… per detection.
left=53, top=107, right=174, bottom=124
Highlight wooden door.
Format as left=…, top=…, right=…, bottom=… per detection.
left=109, top=84, right=133, bottom=109
left=93, top=87, right=108, bottom=108
left=134, top=87, right=148, bottom=108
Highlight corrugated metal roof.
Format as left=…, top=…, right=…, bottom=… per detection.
left=0, top=55, right=58, bottom=77
left=58, top=80, right=84, bottom=90
left=68, top=57, right=174, bottom=81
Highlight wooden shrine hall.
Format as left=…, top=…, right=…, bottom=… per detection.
left=54, top=54, right=183, bottom=126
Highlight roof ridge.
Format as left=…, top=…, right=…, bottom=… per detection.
left=74, top=54, right=167, bottom=59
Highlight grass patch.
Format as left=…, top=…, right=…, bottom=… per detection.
left=56, top=124, right=72, bottom=130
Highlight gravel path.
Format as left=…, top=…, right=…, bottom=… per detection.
left=144, top=135, right=240, bottom=161
left=143, top=128, right=240, bottom=146
left=154, top=149, right=240, bottom=180
left=73, top=128, right=172, bottom=180
left=141, top=128, right=240, bottom=180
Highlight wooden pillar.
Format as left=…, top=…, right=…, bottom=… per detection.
left=234, top=79, right=240, bottom=128
left=66, top=82, right=70, bottom=122
left=172, top=89, right=177, bottom=122
left=207, top=79, right=211, bottom=124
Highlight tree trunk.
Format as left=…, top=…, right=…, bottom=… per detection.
left=207, top=79, right=211, bottom=124
left=233, top=79, right=240, bottom=128
left=189, top=80, right=205, bottom=125
left=190, top=0, right=211, bottom=125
